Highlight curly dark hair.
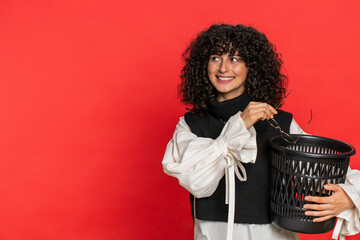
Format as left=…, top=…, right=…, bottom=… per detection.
left=179, top=24, right=288, bottom=114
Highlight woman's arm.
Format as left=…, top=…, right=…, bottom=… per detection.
left=303, top=169, right=359, bottom=238
left=290, top=119, right=360, bottom=237
left=162, top=112, right=257, bottom=198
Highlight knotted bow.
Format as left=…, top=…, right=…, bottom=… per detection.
left=216, top=137, right=248, bottom=240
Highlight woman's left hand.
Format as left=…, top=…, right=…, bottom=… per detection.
left=303, top=184, right=355, bottom=222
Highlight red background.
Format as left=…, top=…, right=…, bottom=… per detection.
left=0, top=0, right=359, bottom=239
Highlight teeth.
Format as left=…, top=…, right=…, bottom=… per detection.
left=218, top=76, right=234, bottom=81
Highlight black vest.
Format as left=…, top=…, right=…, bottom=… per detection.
left=185, top=93, right=292, bottom=224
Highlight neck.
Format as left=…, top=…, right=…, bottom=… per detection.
left=208, top=92, right=251, bottom=121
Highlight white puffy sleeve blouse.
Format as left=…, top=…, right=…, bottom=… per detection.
left=162, top=112, right=360, bottom=240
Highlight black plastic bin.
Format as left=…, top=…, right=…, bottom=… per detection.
left=269, top=134, right=355, bottom=234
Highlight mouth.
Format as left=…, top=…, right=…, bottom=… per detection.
left=216, top=76, right=234, bottom=84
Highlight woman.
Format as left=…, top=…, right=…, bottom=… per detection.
left=162, top=24, right=359, bottom=240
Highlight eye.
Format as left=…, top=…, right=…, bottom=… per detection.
left=231, top=57, right=240, bottom=62
left=210, top=56, right=220, bottom=62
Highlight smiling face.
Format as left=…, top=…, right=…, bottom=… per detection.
left=208, top=53, right=248, bottom=102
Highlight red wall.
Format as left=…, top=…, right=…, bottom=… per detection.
left=0, top=0, right=359, bottom=239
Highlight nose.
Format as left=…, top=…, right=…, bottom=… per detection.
left=219, top=59, right=228, bottom=73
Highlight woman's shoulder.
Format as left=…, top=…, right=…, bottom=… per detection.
left=277, top=109, right=293, bottom=118
left=184, top=111, right=208, bottom=124
left=183, top=111, right=211, bottom=136
left=274, top=109, right=293, bottom=127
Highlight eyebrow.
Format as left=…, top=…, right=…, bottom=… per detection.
left=209, top=52, right=243, bottom=60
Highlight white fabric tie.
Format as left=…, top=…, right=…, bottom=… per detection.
left=332, top=218, right=345, bottom=240
left=224, top=153, right=247, bottom=240
left=216, top=137, right=248, bottom=240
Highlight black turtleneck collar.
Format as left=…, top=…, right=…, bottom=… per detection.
left=207, top=93, right=251, bottom=121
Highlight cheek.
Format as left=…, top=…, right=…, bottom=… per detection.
left=207, top=62, right=218, bottom=74
left=234, top=65, right=248, bottom=77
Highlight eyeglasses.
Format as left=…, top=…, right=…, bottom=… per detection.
left=267, top=89, right=312, bottom=144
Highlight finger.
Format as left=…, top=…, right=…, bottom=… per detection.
left=303, top=203, right=333, bottom=211
left=247, top=101, right=266, bottom=108
left=265, top=105, right=276, bottom=118
left=324, top=184, right=342, bottom=192
left=305, top=195, right=333, bottom=204
left=267, top=104, right=278, bottom=115
left=255, top=105, right=273, bottom=119
left=248, top=106, right=272, bottom=121
left=250, top=102, right=274, bottom=110
left=248, top=102, right=271, bottom=110
left=305, top=210, right=333, bottom=217
left=312, top=215, right=334, bottom=223
left=251, top=103, right=276, bottom=115
left=247, top=103, right=277, bottom=118
left=256, top=111, right=269, bottom=121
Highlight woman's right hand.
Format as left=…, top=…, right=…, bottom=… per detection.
left=240, top=102, right=277, bottom=130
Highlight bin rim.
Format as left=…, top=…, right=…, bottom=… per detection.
left=269, top=134, right=356, bottom=159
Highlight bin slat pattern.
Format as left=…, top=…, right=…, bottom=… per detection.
left=269, top=135, right=354, bottom=233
